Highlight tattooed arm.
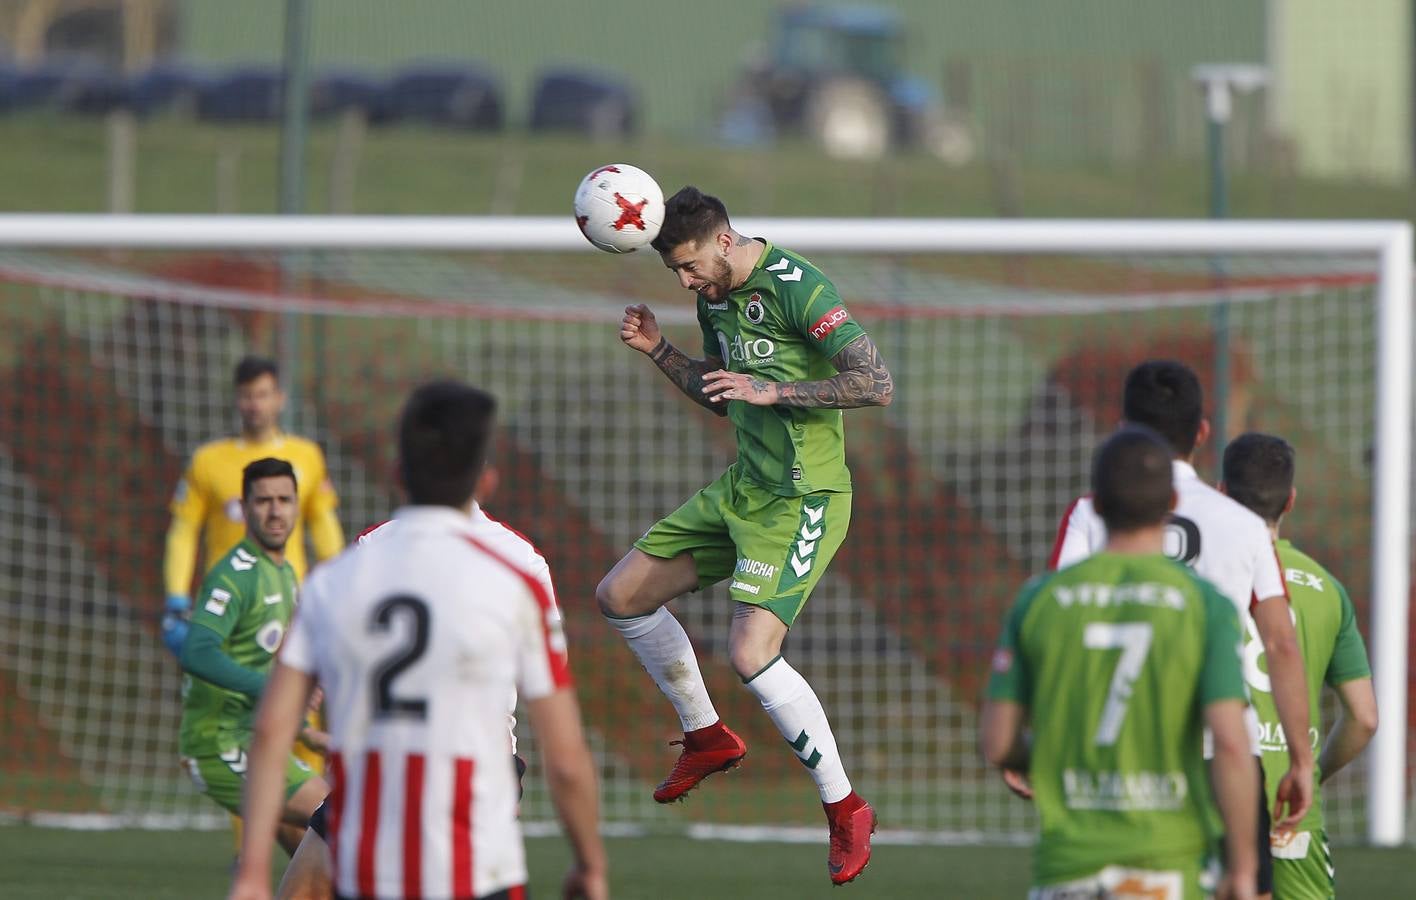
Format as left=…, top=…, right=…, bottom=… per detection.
left=700, top=333, right=894, bottom=409
left=650, top=337, right=729, bottom=416
left=776, top=333, right=894, bottom=408
left=620, top=303, right=728, bottom=416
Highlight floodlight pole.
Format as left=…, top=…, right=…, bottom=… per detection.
left=1192, top=64, right=1267, bottom=464
left=278, top=0, right=311, bottom=431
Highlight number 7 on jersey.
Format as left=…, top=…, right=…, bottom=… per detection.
left=1083, top=622, right=1154, bottom=746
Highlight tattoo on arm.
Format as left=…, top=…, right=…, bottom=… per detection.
left=774, top=334, right=894, bottom=409
left=649, top=337, right=728, bottom=416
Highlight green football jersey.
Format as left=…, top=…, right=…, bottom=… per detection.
left=987, top=553, right=1246, bottom=886
left=1249, top=539, right=1371, bottom=835
left=697, top=240, right=866, bottom=496
left=178, top=538, right=299, bottom=757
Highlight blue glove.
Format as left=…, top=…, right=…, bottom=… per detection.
left=161, top=594, right=191, bottom=657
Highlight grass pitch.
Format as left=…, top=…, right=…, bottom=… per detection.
left=3, top=824, right=1414, bottom=899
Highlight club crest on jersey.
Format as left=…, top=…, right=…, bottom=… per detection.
left=991, top=647, right=1013, bottom=673
left=745, top=293, right=765, bottom=324
left=224, top=498, right=243, bottom=522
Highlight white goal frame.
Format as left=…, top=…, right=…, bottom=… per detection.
left=0, top=214, right=1408, bottom=846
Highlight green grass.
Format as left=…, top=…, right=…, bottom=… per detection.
left=3, top=113, right=1415, bottom=220
left=3, top=824, right=1414, bottom=899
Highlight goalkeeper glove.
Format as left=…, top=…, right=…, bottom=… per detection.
left=161, top=594, right=191, bottom=657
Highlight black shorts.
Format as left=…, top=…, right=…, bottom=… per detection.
left=307, top=799, right=328, bottom=841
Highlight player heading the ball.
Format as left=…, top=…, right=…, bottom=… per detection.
left=598, top=185, right=893, bottom=885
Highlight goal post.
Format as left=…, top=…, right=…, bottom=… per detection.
left=0, top=215, right=1407, bottom=846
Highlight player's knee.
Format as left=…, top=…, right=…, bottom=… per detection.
left=595, top=571, right=634, bottom=618
left=728, top=642, right=776, bottom=681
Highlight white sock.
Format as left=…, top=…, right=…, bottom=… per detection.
left=605, top=607, right=720, bottom=732
left=743, top=656, right=852, bottom=803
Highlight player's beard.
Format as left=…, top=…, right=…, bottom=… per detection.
left=703, top=256, right=734, bottom=301
left=253, top=518, right=291, bottom=552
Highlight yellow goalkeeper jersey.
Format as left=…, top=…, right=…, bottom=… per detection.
left=164, top=433, right=343, bottom=596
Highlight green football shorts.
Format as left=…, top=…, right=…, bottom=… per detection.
left=1271, top=829, right=1334, bottom=900
left=183, top=746, right=314, bottom=815
left=634, top=464, right=851, bottom=627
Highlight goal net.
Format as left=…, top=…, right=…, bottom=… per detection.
left=0, top=217, right=1408, bottom=846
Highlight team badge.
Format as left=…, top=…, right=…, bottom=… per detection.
left=991, top=647, right=1013, bottom=673
left=224, top=497, right=243, bottom=522
left=745, top=293, right=764, bottom=324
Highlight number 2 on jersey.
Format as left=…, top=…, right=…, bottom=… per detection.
left=1083, top=622, right=1154, bottom=746
left=370, top=594, right=430, bottom=720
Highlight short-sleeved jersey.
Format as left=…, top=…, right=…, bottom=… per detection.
left=169, top=433, right=339, bottom=582
left=696, top=240, right=866, bottom=496
left=1050, top=459, right=1287, bottom=753
left=1250, top=540, right=1372, bottom=835
left=988, top=553, right=1246, bottom=885
left=356, top=502, right=559, bottom=756
left=280, top=505, right=571, bottom=900
left=178, top=538, right=299, bottom=757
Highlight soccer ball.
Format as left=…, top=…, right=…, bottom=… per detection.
left=573, top=164, right=665, bottom=254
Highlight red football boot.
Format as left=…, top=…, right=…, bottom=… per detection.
left=652, top=722, right=747, bottom=803
left=824, top=791, right=876, bottom=885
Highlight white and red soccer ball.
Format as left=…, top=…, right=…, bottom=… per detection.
left=573, top=163, right=665, bottom=253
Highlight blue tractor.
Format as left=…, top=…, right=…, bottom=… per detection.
left=721, top=5, right=973, bottom=163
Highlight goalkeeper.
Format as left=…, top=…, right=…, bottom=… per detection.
left=161, top=355, right=343, bottom=654
left=598, top=186, right=893, bottom=885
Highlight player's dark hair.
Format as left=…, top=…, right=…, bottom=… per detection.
left=650, top=185, right=731, bottom=253
left=234, top=355, right=280, bottom=387
left=398, top=380, right=497, bottom=507
left=1091, top=426, right=1174, bottom=533
left=1222, top=432, right=1295, bottom=524
left=1122, top=359, right=1204, bottom=456
left=241, top=457, right=298, bottom=499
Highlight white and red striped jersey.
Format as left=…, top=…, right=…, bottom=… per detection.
left=1049, top=458, right=1288, bottom=754
left=282, top=505, right=570, bottom=900
left=356, top=503, right=558, bottom=757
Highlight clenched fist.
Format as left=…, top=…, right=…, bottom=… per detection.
left=621, top=303, right=663, bottom=354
